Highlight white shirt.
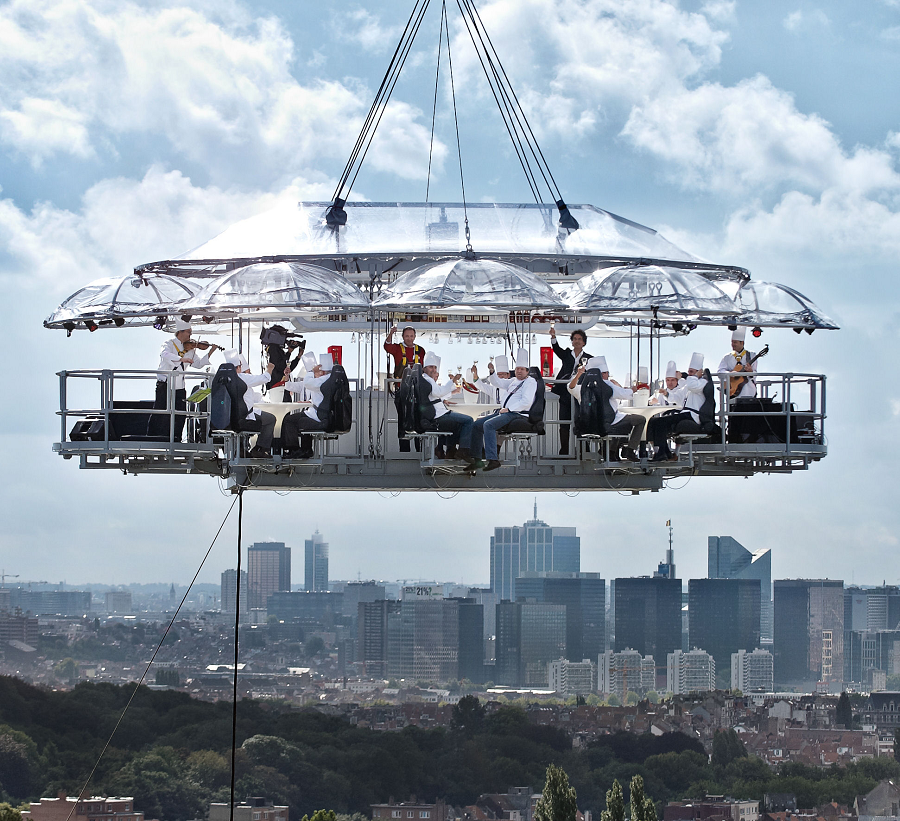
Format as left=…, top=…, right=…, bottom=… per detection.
left=285, top=372, right=330, bottom=421
left=157, top=339, right=211, bottom=388
left=718, top=349, right=756, bottom=398
left=654, top=379, right=688, bottom=407
left=483, top=373, right=510, bottom=405
left=681, top=375, right=710, bottom=423
left=423, top=374, right=458, bottom=419
left=567, top=377, right=632, bottom=424
left=238, top=372, right=270, bottom=419
left=491, top=375, right=537, bottom=413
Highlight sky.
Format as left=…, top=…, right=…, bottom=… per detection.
left=2, top=0, right=899, bottom=590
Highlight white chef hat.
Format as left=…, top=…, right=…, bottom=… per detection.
left=174, top=318, right=192, bottom=332
left=423, top=351, right=441, bottom=369
left=732, top=326, right=746, bottom=343
left=665, top=360, right=678, bottom=379
left=238, top=354, right=248, bottom=371
left=587, top=356, right=604, bottom=371
left=637, top=366, right=649, bottom=384
left=319, top=353, right=334, bottom=372
left=301, top=352, right=317, bottom=372
left=689, top=352, right=705, bottom=371
left=494, top=355, right=509, bottom=373
left=514, top=348, right=529, bottom=369
left=223, top=348, right=240, bottom=366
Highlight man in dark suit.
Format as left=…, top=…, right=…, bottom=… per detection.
left=549, top=326, right=591, bottom=455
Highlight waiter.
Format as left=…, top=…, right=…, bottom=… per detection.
left=282, top=353, right=333, bottom=459
left=549, top=326, right=591, bottom=455
left=469, top=349, right=537, bottom=472
left=384, top=324, right=426, bottom=453
left=223, top=349, right=276, bottom=459
left=718, top=327, right=757, bottom=399
left=155, top=318, right=220, bottom=441
left=422, top=352, right=473, bottom=460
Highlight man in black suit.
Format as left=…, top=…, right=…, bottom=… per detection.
left=549, top=326, right=591, bottom=455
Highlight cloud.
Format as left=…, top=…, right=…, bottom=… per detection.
left=783, top=9, right=830, bottom=32
left=338, top=8, right=403, bottom=52
left=881, top=25, right=900, bottom=40
left=0, top=0, right=443, bottom=186
left=701, top=1, right=736, bottom=23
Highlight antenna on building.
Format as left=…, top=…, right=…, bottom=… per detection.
left=666, top=520, right=675, bottom=580
left=534, top=498, right=537, bottom=521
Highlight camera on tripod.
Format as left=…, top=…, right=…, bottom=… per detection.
left=260, top=324, right=305, bottom=351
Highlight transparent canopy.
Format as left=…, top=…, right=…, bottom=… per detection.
left=179, top=261, right=370, bottom=318
left=730, top=281, right=839, bottom=330
left=372, top=257, right=567, bottom=311
left=180, top=202, right=705, bottom=264
left=44, top=274, right=200, bottom=330
left=561, top=265, right=737, bottom=316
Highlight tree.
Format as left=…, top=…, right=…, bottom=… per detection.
left=305, top=636, right=326, bottom=657
left=601, top=779, right=625, bottom=821
left=301, top=812, right=337, bottom=821
left=534, top=764, right=578, bottom=821
left=629, top=775, right=657, bottom=821
left=451, top=695, right=485, bottom=734
left=711, top=729, right=747, bottom=769
left=836, top=692, right=852, bottom=728
left=0, top=804, right=22, bottom=821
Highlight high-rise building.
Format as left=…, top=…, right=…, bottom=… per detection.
left=515, top=572, right=606, bottom=660
left=104, top=590, right=132, bottom=614
left=8, top=590, right=92, bottom=616
left=304, top=531, right=329, bottom=592
left=490, top=503, right=579, bottom=601
left=614, top=577, right=682, bottom=673
left=358, top=599, right=401, bottom=677
left=247, top=541, right=291, bottom=611
left=666, top=649, right=715, bottom=695
left=731, top=648, right=774, bottom=692
left=688, top=578, right=761, bottom=670
left=221, top=569, right=248, bottom=616
left=844, top=629, right=900, bottom=685
left=597, top=649, right=655, bottom=698
left=267, top=590, right=342, bottom=626
left=549, top=658, right=596, bottom=696
left=708, top=536, right=773, bottom=644
left=496, top=600, right=566, bottom=687
left=774, top=579, right=844, bottom=687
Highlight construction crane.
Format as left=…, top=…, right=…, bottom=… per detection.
left=0, top=570, right=19, bottom=587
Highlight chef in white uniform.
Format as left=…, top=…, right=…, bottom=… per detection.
left=421, top=352, right=473, bottom=459
left=154, top=318, right=221, bottom=440
left=718, top=327, right=757, bottom=399
left=223, top=348, right=276, bottom=458
left=281, top=353, right=333, bottom=459
left=472, top=354, right=510, bottom=405
left=648, top=352, right=709, bottom=461
left=651, top=360, right=687, bottom=406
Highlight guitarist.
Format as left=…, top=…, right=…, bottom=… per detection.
left=718, top=327, right=759, bottom=399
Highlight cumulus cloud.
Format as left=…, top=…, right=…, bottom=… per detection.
left=701, top=1, right=736, bottom=23
left=0, top=0, right=443, bottom=185
left=783, top=9, right=830, bottom=32
left=337, top=8, right=403, bottom=52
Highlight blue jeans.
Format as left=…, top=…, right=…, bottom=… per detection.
left=433, top=411, right=473, bottom=449
left=471, top=411, right=522, bottom=460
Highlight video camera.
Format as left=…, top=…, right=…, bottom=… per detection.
left=260, top=324, right=305, bottom=351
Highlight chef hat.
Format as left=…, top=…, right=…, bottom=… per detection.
left=238, top=354, right=248, bottom=371
left=637, top=366, right=648, bottom=384
left=301, top=351, right=317, bottom=372
left=689, top=352, right=705, bottom=371
left=494, top=355, right=509, bottom=373
left=732, top=326, right=746, bottom=343
left=174, top=318, right=192, bottom=332
left=319, top=353, right=334, bottom=372
left=587, top=356, right=605, bottom=371
left=423, top=351, right=441, bottom=369
left=665, top=360, right=678, bottom=379
left=224, top=348, right=241, bottom=366
left=514, top=348, right=529, bottom=369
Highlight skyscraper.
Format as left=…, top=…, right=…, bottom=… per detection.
left=774, top=579, right=844, bottom=687
left=515, top=572, right=606, bottom=660
left=221, top=569, right=247, bottom=616
left=667, top=649, right=715, bottom=695
left=708, top=536, right=773, bottom=644
left=247, top=541, right=291, bottom=611
left=490, top=502, right=580, bottom=601
left=496, top=600, right=566, bottom=686
left=614, top=576, right=682, bottom=672
left=304, top=530, right=329, bottom=592
left=688, top=578, right=761, bottom=671
left=731, top=648, right=774, bottom=692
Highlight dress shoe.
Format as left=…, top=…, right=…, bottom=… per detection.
left=445, top=445, right=458, bottom=459
left=435, top=446, right=447, bottom=459
left=620, top=446, right=640, bottom=462
left=248, top=446, right=271, bottom=459
left=650, top=448, right=672, bottom=462
left=484, top=459, right=502, bottom=472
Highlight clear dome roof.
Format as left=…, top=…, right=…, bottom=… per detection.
left=732, top=281, right=839, bottom=330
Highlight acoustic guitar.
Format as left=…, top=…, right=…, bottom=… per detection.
left=728, top=344, right=769, bottom=397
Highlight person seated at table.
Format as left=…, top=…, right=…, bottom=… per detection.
left=651, top=360, right=687, bottom=406
left=469, top=349, right=537, bottom=472
left=567, top=356, right=645, bottom=462
left=281, top=353, right=333, bottom=459
left=647, top=352, right=709, bottom=461
left=223, top=349, right=277, bottom=459
left=422, top=352, right=474, bottom=460
left=718, top=327, right=757, bottom=398
left=471, top=355, right=510, bottom=405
